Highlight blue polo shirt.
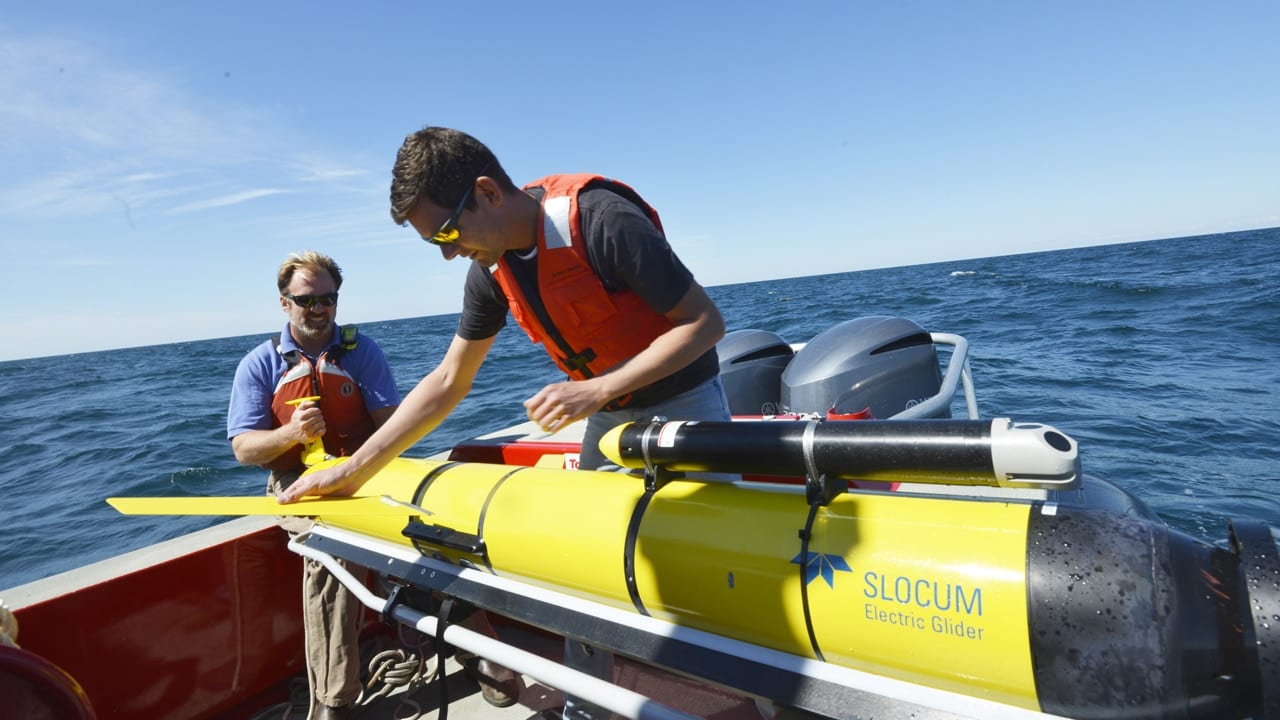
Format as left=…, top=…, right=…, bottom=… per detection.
left=227, top=322, right=401, bottom=440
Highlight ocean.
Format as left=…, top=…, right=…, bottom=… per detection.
left=1, top=228, right=1278, bottom=591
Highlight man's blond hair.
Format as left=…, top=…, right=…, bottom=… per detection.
left=276, top=251, right=343, bottom=293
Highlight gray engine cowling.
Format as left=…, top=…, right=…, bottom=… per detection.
left=781, top=316, right=946, bottom=419
left=717, top=317, right=947, bottom=419
left=716, top=329, right=794, bottom=415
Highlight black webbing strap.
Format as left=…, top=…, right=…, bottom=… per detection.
left=798, top=505, right=826, bottom=663
left=434, top=596, right=457, bottom=720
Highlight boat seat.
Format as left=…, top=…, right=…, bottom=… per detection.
left=0, top=644, right=97, bottom=719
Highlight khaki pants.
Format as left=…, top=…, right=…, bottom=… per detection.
left=270, top=470, right=367, bottom=708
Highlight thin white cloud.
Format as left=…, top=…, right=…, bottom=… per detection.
left=296, top=166, right=370, bottom=182
left=0, top=29, right=371, bottom=225
left=168, top=188, right=289, bottom=214
left=118, top=171, right=184, bottom=184
left=0, top=164, right=210, bottom=218
left=1, top=35, right=244, bottom=157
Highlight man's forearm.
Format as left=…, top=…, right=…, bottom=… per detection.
left=230, top=427, right=300, bottom=466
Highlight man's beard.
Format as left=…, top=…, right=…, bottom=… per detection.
left=292, top=315, right=332, bottom=342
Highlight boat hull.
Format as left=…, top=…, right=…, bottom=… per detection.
left=5, top=518, right=307, bottom=720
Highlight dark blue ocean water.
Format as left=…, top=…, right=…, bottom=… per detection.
left=2, top=228, right=1278, bottom=591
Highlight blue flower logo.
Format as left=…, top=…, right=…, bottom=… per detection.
left=791, top=551, right=852, bottom=588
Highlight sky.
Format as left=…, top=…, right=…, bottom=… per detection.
left=1, top=2, right=1277, bottom=361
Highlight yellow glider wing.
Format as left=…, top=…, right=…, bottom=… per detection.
left=106, top=495, right=417, bottom=517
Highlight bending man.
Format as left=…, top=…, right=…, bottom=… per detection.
left=278, top=127, right=732, bottom=718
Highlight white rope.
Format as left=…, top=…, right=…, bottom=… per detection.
left=244, top=629, right=439, bottom=720
left=0, top=599, right=19, bottom=647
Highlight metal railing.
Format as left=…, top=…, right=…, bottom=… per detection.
left=889, top=332, right=978, bottom=420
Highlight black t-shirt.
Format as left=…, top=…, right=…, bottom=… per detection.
left=458, top=185, right=719, bottom=407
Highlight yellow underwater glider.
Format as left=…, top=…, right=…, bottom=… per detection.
left=109, top=418, right=1278, bottom=720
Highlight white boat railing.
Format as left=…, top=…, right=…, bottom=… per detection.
left=890, top=332, right=978, bottom=420
left=289, top=534, right=700, bottom=720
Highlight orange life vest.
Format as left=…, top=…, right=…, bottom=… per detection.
left=265, top=330, right=374, bottom=471
left=492, top=174, right=674, bottom=396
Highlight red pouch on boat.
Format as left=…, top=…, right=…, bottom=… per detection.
left=826, top=406, right=874, bottom=421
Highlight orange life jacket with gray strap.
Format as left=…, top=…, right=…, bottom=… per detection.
left=493, top=174, right=674, bottom=403
left=265, top=327, right=374, bottom=471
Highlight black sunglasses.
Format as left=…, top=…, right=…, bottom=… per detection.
left=284, top=292, right=339, bottom=309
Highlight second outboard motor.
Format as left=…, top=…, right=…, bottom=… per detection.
left=716, top=329, right=794, bottom=415
left=782, top=316, right=945, bottom=418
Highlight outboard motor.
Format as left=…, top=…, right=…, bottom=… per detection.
left=782, top=316, right=946, bottom=418
left=716, top=329, right=794, bottom=415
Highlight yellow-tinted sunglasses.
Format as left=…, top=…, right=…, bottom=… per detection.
left=426, top=180, right=477, bottom=246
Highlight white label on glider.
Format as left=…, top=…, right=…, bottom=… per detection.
left=657, top=421, right=686, bottom=448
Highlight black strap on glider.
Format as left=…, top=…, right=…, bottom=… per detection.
left=797, top=506, right=826, bottom=663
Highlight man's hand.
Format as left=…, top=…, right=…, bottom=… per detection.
left=276, top=464, right=359, bottom=503
left=523, top=380, right=608, bottom=432
left=230, top=398, right=328, bottom=468
left=288, top=399, right=326, bottom=445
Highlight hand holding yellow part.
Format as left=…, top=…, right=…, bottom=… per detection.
left=286, top=395, right=331, bottom=467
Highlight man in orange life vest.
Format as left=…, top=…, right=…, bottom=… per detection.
left=227, top=251, right=401, bottom=720
left=278, top=127, right=733, bottom=718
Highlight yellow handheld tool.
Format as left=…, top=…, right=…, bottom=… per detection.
left=285, top=395, right=330, bottom=466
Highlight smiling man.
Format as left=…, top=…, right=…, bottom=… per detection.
left=277, top=127, right=732, bottom=718
left=226, top=250, right=400, bottom=719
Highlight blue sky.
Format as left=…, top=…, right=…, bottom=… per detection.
left=2, top=2, right=1277, bottom=361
